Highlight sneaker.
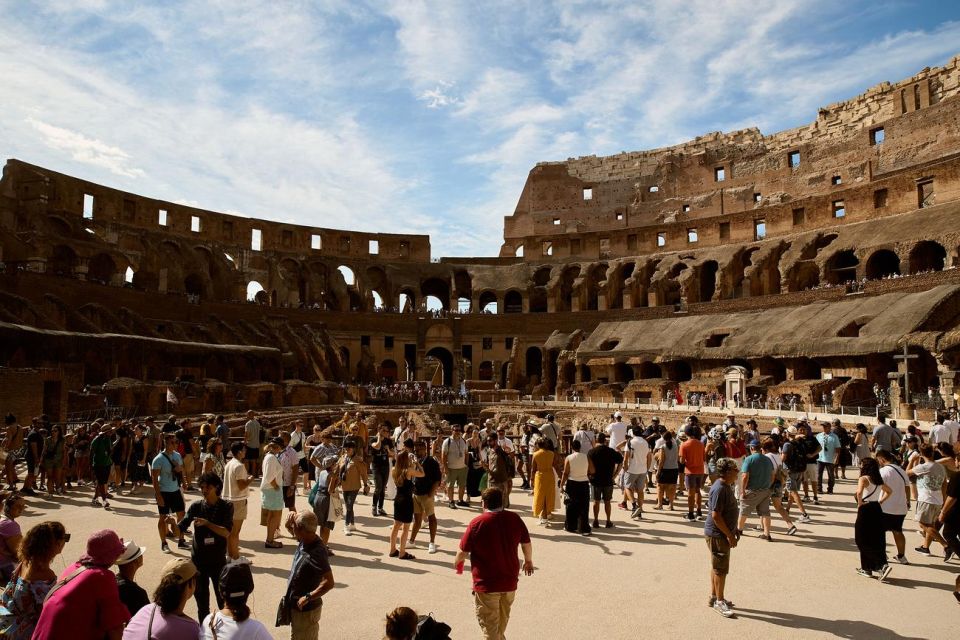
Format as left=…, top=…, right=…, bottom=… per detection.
left=894, top=554, right=909, bottom=565
left=344, top=527, right=352, bottom=536
left=177, top=539, right=190, bottom=550
left=696, top=511, right=705, bottom=521
left=631, top=508, right=643, bottom=520
left=456, top=500, right=469, bottom=507
left=878, top=564, right=893, bottom=583
left=813, top=498, right=820, bottom=505
left=449, top=501, right=457, bottom=509
left=856, top=568, right=874, bottom=578
left=91, top=498, right=100, bottom=507
left=713, top=599, right=734, bottom=618
left=618, top=501, right=628, bottom=510
left=406, top=540, right=417, bottom=549
left=798, top=514, right=812, bottom=524
left=915, top=546, right=931, bottom=556
left=428, top=542, right=437, bottom=554
left=161, top=542, right=171, bottom=554
left=684, top=513, right=696, bottom=522
left=708, top=595, right=716, bottom=608
left=786, top=525, right=797, bottom=536
left=102, top=501, right=110, bottom=510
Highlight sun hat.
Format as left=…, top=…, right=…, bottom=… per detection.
left=115, top=540, right=145, bottom=566
left=80, top=529, right=125, bottom=567
left=160, top=557, right=198, bottom=584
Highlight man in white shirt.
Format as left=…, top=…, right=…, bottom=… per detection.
left=943, top=416, right=960, bottom=444
left=442, top=425, right=469, bottom=508
left=539, top=415, right=561, bottom=450
left=606, top=412, right=629, bottom=508
left=574, top=424, right=596, bottom=451
left=622, top=426, right=652, bottom=519
left=931, top=414, right=959, bottom=445
left=877, top=449, right=911, bottom=565
left=222, top=443, right=251, bottom=560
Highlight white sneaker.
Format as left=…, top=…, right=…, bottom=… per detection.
left=348, top=523, right=356, bottom=533
left=428, top=542, right=437, bottom=554
left=406, top=540, right=417, bottom=548
left=344, top=527, right=352, bottom=536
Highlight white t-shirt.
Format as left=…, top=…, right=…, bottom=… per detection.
left=539, top=422, right=561, bottom=448
left=606, top=421, right=628, bottom=450
left=573, top=429, right=596, bottom=451
left=441, top=437, right=468, bottom=469
left=222, top=458, right=248, bottom=503
left=912, top=460, right=947, bottom=505
left=260, top=453, right=283, bottom=491
left=201, top=611, right=273, bottom=640
left=765, top=452, right=782, bottom=473
left=944, top=419, right=960, bottom=443
left=880, top=464, right=909, bottom=515
left=497, top=437, right=514, bottom=453
left=625, top=436, right=650, bottom=475
left=289, top=430, right=306, bottom=461
left=566, top=452, right=589, bottom=482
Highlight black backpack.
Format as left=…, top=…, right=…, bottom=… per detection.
left=416, top=613, right=452, bottom=640
left=786, top=440, right=807, bottom=473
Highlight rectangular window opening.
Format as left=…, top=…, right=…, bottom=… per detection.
left=788, top=151, right=801, bottom=169
left=251, top=228, right=263, bottom=251
left=792, top=208, right=805, bottom=226
left=648, top=185, right=659, bottom=193
left=542, top=241, right=553, bottom=257
left=754, top=219, right=766, bottom=240
left=482, top=337, right=493, bottom=350
left=682, top=204, right=691, bottom=213
left=505, top=337, right=514, bottom=349
left=399, top=241, right=409, bottom=257
left=714, top=167, right=725, bottom=182
left=158, top=209, right=168, bottom=226
left=627, top=234, right=637, bottom=251
left=222, top=220, right=233, bottom=239
left=753, top=192, right=761, bottom=203
left=360, top=335, right=370, bottom=347
left=281, top=230, right=293, bottom=247
left=870, top=127, right=885, bottom=145
left=831, top=175, right=842, bottom=186
left=873, top=189, right=888, bottom=209
left=616, top=212, right=624, bottom=221
left=570, top=238, right=581, bottom=254
left=687, top=228, right=698, bottom=243
left=82, top=193, right=94, bottom=219
left=369, top=239, right=379, bottom=255
left=582, top=187, right=593, bottom=200
left=311, top=234, right=322, bottom=250
left=656, top=232, right=666, bottom=248
left=599, top=237, right=611, bottom=259
left=384, top=336, right=394, bottom=349
left=718, top=222, right=730, bottom=241
left=918, top=180, right=934, bottom=209
left=553, top=218, right=561, bottom=226
left=190, top=215, right=201, bottom=233
left=832, top=200, right=846, bottom=218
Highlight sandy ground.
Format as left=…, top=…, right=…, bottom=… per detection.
left=13, top=472, right=958, bottom=640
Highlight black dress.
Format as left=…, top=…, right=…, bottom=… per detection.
left=467, top=444, right=484, bottom=498
left=393, top=476, right=414, bottom=524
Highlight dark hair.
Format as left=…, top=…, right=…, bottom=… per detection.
left=875, top=449, right=897, bottom=463
left=199, top=472, right=223, bottom=493
left=761, top=438, right=777, bottom=453
left=662, top=431, right=674, bottom=449
left=230, top=442, right=244, bottom=457
left=936, top=442, right=956, bottom=459
left=571, top=439, right=582, bottom=452
left=920, top=444, right=935, bottom=459
left=206, top=438, right=221, bottom=453
left=860, top=458, right=883, bottom=486
left=219, top=562, right=253, bottom=622
left=385, top=606, right=419, bottom=640
left=19, top=521, right=66, bottom=565
left=153, top=574, right=195, bottom=615
left=482, top=487, right=504, bottom=510
left=0, top=491, right=22, bottom=517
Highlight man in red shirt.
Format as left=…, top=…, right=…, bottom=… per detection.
left=454, top=487, right=534, bottom=640
left=680, top=425, right=707, bottom=521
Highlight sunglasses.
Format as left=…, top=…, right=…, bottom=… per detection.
left=64, top=533, right=71, bottom=542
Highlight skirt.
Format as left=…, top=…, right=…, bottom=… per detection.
left=261, top=486, right=284, bottom=512
left=394, top=494, right=414, bottom=524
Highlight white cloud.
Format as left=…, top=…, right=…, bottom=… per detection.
left=26, top=117, right=145, bottom=178
left=418, top=81, right=462, bottom=108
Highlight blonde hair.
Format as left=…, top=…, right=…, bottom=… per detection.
left=393, top=450, right=411, bottom=485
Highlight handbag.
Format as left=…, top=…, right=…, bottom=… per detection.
left=275, top=595, right=292, bottom=626
left=331, top=491, right=344, bottom=521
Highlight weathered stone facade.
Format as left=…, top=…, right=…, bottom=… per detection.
left=4, top=56, right=960, bottom=420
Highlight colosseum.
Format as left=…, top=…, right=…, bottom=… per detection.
left=2, top=56, right=960, bottom=425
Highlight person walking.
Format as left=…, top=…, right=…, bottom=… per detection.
left=530, top=438, right=557, bottom=525
left=454, top=487, right=533, bottom=640
left=654, top=430, right=680, bottom=510
left=680, top=425, right=706, bottom=521
left=704, top=458, right=739, bottom=618
left=908, top=444, right=948, bottom=556
left=335, top=439, right=364, bottom=535
left=852, top=423, right=872, bottom=466
left=466, top=426, right=484, bottom=503
left=561, top=440, right=593, bottom=536
left=855, top=458, right=893, bottom=580
left=876, top=449, right=911, bottom=564
left=369, top=424, right=394, bottom=516
left=200, top=561, right=272, bottom=640
left=816, top=422, right=841, bottom=495
left=0, top=520, right=67, bottom=639
left=260, top=438, right=285, bottom=549
left=243, top=411, right=263, bottom=478
left=152, top=433, right=188, bottom=553
left=588, top=433, right=622, bottom=528
left=483, top=433, right=513, bottom=508
left=389, top=448, right=424, bottom=560
left=623, top=425, right=652, bottom=520
left=283, top=509, right=335, bottom=640
left=90, top=423, right=114, bottom=508
left=409, top=439, right=441, bottom=553
left=737, top=440, right=774, bottom=541
left=761, top=439, right=798, bottom=535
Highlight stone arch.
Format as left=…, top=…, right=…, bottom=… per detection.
left=425, top=346, right=454, bottom=386
left=421, top=277, right=450, bottom=311
left=638, top=361, right=662, bottom=379
left=555, top=265, right=580, bottom=312
left=864, top=249, right=900, bottom=279
left=503, top=290, right=523, bottom=313
left=666, top=360, right=692, bottom=382
left=908, top=240, right=946, bottom=274
left=693, top=260, right=719, bottom=303
left=478, top=360, right=493, bottom=381
left=788, top=261, right=820, bottom=291
left=278, top=257, right=306, bottom=305
left=525, top=346, right=543, bottom=385
left=584, top=262, right=608, bottom=311
left=87, top=252, right=116, bottom=284
left=478, top=290, right=498, bottom=313
left=49, top=244, right=78, bottom=276
left=824, top=249, right=859, bottom=285
left=398, top=287, right=417, bottom=313
left=184, top=273, right=206, bottom=296
left=613, top=362, right=635, bottom=383
left=453, top=269, right=472, bottom=301
left=661, top=263, right=688, bottom=306
left=380, top=359, right=398, bottom=382
left=607, top=261, right=635, bottom=309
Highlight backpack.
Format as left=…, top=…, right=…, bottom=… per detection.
left=416, top=613, right=452, bottom=640
left=786, top=440, right=807, bottom=473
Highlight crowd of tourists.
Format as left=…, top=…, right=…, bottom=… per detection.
left=0, top=406, right=958, bottom=638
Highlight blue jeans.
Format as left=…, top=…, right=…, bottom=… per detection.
left=343, top=490, right=359, bottom=525
left=817, top=461, right=835, bottom=492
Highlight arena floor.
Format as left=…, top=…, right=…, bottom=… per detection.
left=15, top=474, right=955, bottom=639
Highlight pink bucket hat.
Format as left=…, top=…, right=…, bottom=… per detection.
left=80, top=529, right=125, bottom=567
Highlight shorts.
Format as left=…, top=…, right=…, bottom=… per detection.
left=738, top=489, right=771, bottom=518
left=231, top=499, right=248, bottom=521
left=26, top=454, right=36, bottom=475
left=261, top=487, right=284, bottom=512
left=684, top=474, right=704, bottom=492
left=786, top=472, right=804, bottom=493
left=157, top=490, right=185, bottom=515
left=446, top=466, right=468, bottom=489
left=245, top=447, right=260, bottom=461
left=299, top=458, right=309, bottom=473
left=283, top=486, right=296, bottom=510
left=804, top=463, right=818, bottom=483
left=413, top=493, right=435, bottom=517
left=93, top=464, right=112, bottom=485
left=591, top=485, right=614, bottom=502
left=882, top=513, right=906, bottom=532
left=706, top=535, right=731, bottom=575
left=656, top=468, right=679, bottom=485
left=624, top=473, right=647, bottom=492
left=915, top=502, right=940, bottom=526
left=769, top=482, right=783, bottom=500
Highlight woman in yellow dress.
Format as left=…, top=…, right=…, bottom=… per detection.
left=531, top=437, right=557, bottom=525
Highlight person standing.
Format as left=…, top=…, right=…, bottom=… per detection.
left=90, top=424, right=114, bottom=508
left=799, top=423, right=822, bottom=505
left=176, top=472, right=233, bottom=623
left=937, top=449, right=960, bottom=564
left=484, top=434, right=513, bottom=508
left=200, top=561, right=272, bottom=640
left=283, top=509, right=335, bottom=640
left=1, top=414, right=24, bottom=491
left=539, top=414, right=561, bottom=451
left=560, top=440, right=593, bottom=536
left=243, top=411, right=262, bottom=478
left=781, top=428, right=813, bottom=523
left=214, top=415, right=230, bottom=455
left=816, top=422, right=841, bottom=495
left=530, top=438, right=557, bottom=525
left=623, top=426, right=651, bottom=520
left=654, top=430, right=680, bottom=510
left=122, top=557, right=201, bottom=639
left=222, top=444, right=251, bottom=561
left=369, top=425, right=394, bottom=516
left=852, top=423, right=872, bottom=466
left=442, top=424, right=469, bottom=508
left=0, top=520, right=67, bottom=639
left=260, top=438, right=285, bottom=549
left=389, top=448, right=424, bottom=560
left=737, top=440, right=774, bottom=541
left=855, top=458, right=893, bottom=580
left=587, top=433, right=622, bottom=529
left=704, top=458, right=739, bottom=618
left=289, top=420, right=309, bottom=494
left=152, top=434, right=188, bottom=553
left=908, top=445, right=948, bottom=556
left=573, top=423, right=596, bottom=453
left=278, top=432, right=300, bottom=516
left=335, top=439, right=363, bottom=535
left=40, top=425, right=66, bottom=496
left=115, top=540, right=149, bottom=618
left=454, top=488, right=533, bottom=640
left=680, top=425, right=706, bottom=521
left=871, top=416, right=902, bottom=455
left=409, top=440, right=442, bottom=553
left=876, top=449, right=911, bottom=564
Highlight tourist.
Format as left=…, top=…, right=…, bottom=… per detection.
left=530, top=437, right=557, bottom=525
left=908, top=444, right=948, bottom=556
left=588, top=433, right=622, bottom=528
left=389, top=447, right=423, bottom=559
left=465, top=425, right=484, bottom=502
left=308, top=427, right=338, bottom=473
left=0, top=520, right=67, bottom=639
left=623, top=425, right=651, bottom=520
left=654, top=429, right=679, bottom=510
left=222, top=444, right=251, bottom=561
left=2, top=414, right=24, bottom=490
left=283, top=509, right=335, bottom=640
left=290, top=419, right=309, bottom=494
left=152, top=433, right=188, bottom=553
left=122, top=557, right=201, bottom=639
left=73, top=424, right=92, bottom=488
left=311, top=454, right=338, bottom=550
left=442, top=424, right=469, bottom=508
left=455, top=487, right=533, bottom=640
left=176, top=472, right=233, bottom=622
left=816, top=421, right=841, bottom=495
left=214, top=415, right=230, bottom=454
left=902, top=436, right=921, bottom=502
left=871, top=416, right=902, bottom=454
left=876, top=449, right=911, bottom=564
left=115, top=540, right=149, bottom=617
left=561, top=439, right=593, bottom=535
left=110, top=417, right=129, bottom=490
left=127, top=424, right=150, bottom=492
left=680, top=424, right=706, bottom=521
left=260, top=437, right=285, bottom=549
left=200, top=561, right=271, bottom=640
left=781, top=427, right=813, bottom=523
left=33, top=529, right=130, bottom=640
left=279, top=431, right=300, bottom=515
left=90, top=423, right=114, bottom=508
left=21, top=421, right=43, bottom=496
left=384, top=606, right=419, bottom=640
left=243, top=411, right=263, bottom=478
left=799, top=423, right=822, bottom=504
left=854, top=458, right=893, bottom=580
left=369, top=424, right=395, bottom=516
left=937, top=446, right=960, bottom=564
left=737, top=440, right=774, bottom=541
left=176, top=420, right=197, bottom=491
left=0, top=491, right=24, bottom=583
left=761, top=439, right=797, bottom=535
left=833, top=419, right=853, bottom=479
left=573, top=422, right=596, bottom=452
left=704, top=458, right=739, bottom=618
left=40, top=425, right=66, bottom=496
left=336, top=438, right=364, bottom=535
left=484, top=433, right=513, bottom=508
left=409, top=439, right=441, bottom=553
left=852, top=423, right=872, bottom=466
left=540, top=414, right=561, bottom=450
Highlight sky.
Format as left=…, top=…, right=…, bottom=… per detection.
left=2, top=1, right=959, bottom=258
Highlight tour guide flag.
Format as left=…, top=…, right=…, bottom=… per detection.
left=166, top=388, right=178, bottom=405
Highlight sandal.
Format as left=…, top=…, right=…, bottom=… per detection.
left=388, top=549, right=399, bottom=557
left=399, top=552, right=415, bottom=560
left=264, top=541, right=283, bottom=549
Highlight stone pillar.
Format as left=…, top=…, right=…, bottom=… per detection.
left=940, top=370, right=958, bottom=410
left=597, top=292, right=607, bottom=311
left=887, top=373, right=907, bottom=419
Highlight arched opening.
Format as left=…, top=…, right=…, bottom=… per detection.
left=579, top=364, right=592, bottom=382
left=457, top=297, right=471, bottom=313
left=561, top=362, right=576, bottom=387
left=800, top=233, right=838, bottom=260
left=865, top=249, right=900, bottom=279
left=614, top=362, right=635, bottom=383
left=793, top=357, right=822, bottom=380
left=515, top=245, right=524, bottom=257
left=557, top=265, right=580, bottom=312
left=503, top=290, right=523, bottom=313
left=338, top=265, right=355, bottom=286
left=609, top=262, right=634, bottom=309
left=453, top=269, right=472, bottom=304
left=425, top=295, right=444, bottom=312
left=87, top=252, right=116, bottom=284
left=425, top=347, right=454, bottom=386
left=638, top=362, right=662, bottom=379
left=421, top=278, right=450, bottom=310
left=908, top=240, right=946, bottom=274
left=697, top=260, right=719, bottom=302
left=124, top=266, right=134, bottom=284
left=247, top=281, right=265, bottom=302
left=184, top=273, right=206, bottom=297
left=663, top=263, right=688, bottom=306
left=478, top=290, right=498, bottom=314
left=825, top=250, right=859, bottom=285
left=380, top=359, right=398, bottom=383
left=478, top=361, right=493, bottom=381
left=585, top=263, right=607, bottom=310
left=790, top=261, right=820, bottom=291
left=371, top=290, right=384, bottom=310
left=525, top=346, right=543, bottom=385
left=399, top=289, right=416, bottom=313
left=49, top=245, right=78, bottom=276
left=667, top=361, right=692, bottom=382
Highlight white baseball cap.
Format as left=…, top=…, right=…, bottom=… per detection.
left=115, top=540, right=145, bottom=566
left=613, top=411, right=622, bottom=419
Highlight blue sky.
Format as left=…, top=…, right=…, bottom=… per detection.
left=2, top=1, right=959, bottom=257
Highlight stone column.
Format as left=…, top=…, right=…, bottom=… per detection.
left=940, top=370, right=958, bottom=410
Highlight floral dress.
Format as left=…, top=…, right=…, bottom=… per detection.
left=0, top=572, right=55, bottom=639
